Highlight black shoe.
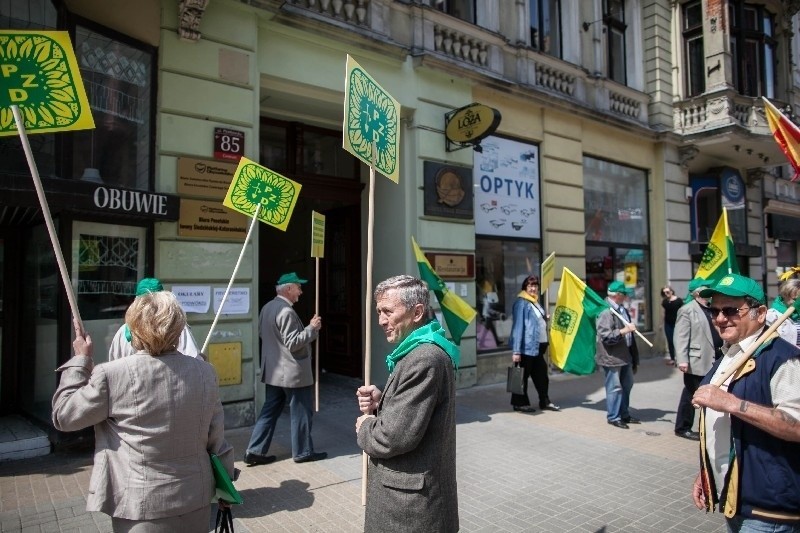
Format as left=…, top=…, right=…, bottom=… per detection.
left=293, top=451, right=327, bottom=463
left=244, top=452, right=276, bottom=466
left=540, top=402, right=561, bottom=412
left=608, top=419, right=629, bottom=429
left=622, top=417, right=641, bottom=424
left=675, top=430, right=700, bottom=441
left=513, top=406, right=536, bottom=413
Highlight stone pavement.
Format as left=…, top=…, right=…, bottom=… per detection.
left=0, top=357, right=727, bottom=532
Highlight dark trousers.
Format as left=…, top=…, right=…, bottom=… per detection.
left=511, top=343, right=551, bottom=408
left=675, top=373, right=703, bottom=432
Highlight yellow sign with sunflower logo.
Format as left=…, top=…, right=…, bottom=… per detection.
left=222, top=156, right=302, bottom=232
left=0, top=31, right=95, bottom=136
left=343, top=55, right=400, bottom=183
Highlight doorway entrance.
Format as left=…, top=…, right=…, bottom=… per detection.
left=258, top=119, right=363, bottom=378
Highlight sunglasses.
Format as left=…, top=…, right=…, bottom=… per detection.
left=709, top=306, right=750, bottom=318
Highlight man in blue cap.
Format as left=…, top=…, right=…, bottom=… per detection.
left=244, top=272, right=325, bottom=465
left=673, top=278, right=721, bottom=441
left=596, top=280, right=640, bottom=429
left=691, top=274, right=800, bottom=531
left=108, top=278, right=202, bottom=361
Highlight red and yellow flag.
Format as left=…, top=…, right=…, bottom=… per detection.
left=763, top=97, right=800, bottom=181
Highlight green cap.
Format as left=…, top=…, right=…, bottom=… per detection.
left=135, top=277, right=163, bottom=296
left=687, top=278, right=709, bottom=293
left=276, top=272, right=308, bottom=285
left=699, top=274, right=765, bottom=304
left=607, top=281, right=632, bottom=296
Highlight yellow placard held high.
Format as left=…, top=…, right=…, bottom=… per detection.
left=343, top=55, right=400, bottom=183
left=0, top=30, right=94, bottom=136
left=311, top=211, right=326, bottom=258
left=223, top=156, right=301, bottom=232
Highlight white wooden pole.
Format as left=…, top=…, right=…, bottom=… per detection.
left=609, top=307, right=654, bottom=348
left=361, top=143, right=377, bottom=506
left=315, top=256, right=320, bottom=412
left=201, top=203, right=261, bottom=354
left=11, top=105, right=83, bottom=331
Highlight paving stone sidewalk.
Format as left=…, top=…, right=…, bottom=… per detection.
left=0, top=357, right=726, bottom=532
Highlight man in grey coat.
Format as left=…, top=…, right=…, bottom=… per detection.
left=596, top=280, right=640, bottom=429
left=356, top=275, right=460, bottom=533
left=673, top=278, right=720, bottom=440
left=244, top=272, right=325, bottom=465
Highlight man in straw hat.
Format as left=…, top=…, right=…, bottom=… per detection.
left=691, top=273, right=800, bottom=531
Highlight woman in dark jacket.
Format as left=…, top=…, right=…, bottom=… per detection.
left=509, top=275, right=560, bottom=413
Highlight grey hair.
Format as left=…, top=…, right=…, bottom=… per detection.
left=275, top=283, right=294, bottom=294
left=743, top=295, right=764, bottom=319
left=779, top=278, right=800, bottom=305
left=374, top=275, right=430, bottom=313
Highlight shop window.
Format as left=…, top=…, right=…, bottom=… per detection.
left=683, top=0, right=705, bottom=97
left=0, top=0, right=58, bottom=178
left=530, top=0, right=561, bottom=57
left=71, top=26, right=155, bottom=190
left=433, top=0, right=475, bottom=23
left=586, top=246, right=650, bottom=329
left=584, top=156, right=650, bottom=329
left=604, top=0, right=626, bottom=85
left=71, top=222, right=146, bottom=364
left=729, top=1, right=776, bottom=98
left=475, top=238, right=541, bottom=352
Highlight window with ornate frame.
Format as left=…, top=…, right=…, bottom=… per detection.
left=683, top=0, right=705, bottom=97
left=603, top=0, right=627, bottom=85
left=530, top=0, right=561, bottom=57
left=729, top=1, right=777, bottom=98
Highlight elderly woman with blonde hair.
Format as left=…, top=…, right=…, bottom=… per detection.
left=53, top=291, right=234, bottom=532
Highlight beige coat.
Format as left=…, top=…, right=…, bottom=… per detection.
left=673, top=300, right=716, bottom=377
left=52, top=352, right=233, bottom=520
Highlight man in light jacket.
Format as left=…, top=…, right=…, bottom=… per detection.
left=244, top=272, right=325, bottom=465
left=673, top=278, right=720, bottom=440
left=596, top=280, right=640, bottom=429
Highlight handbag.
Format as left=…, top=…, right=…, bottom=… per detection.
left=215, top=507, right=235, bottom=533
left=506, top=363, right=524, bottom=395
left=210, top=453, right=243, bottom=505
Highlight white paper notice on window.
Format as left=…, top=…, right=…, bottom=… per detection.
left=213, top=287, right=250, bottom=315
left=172, top=286, right=211, bottom=314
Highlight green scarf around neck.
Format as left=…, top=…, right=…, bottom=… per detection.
left=771, top=296, right=800, bottom=321
left=385, top=320, right=460, bottom=374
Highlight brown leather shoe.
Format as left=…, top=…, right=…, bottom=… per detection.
left=608, top=419, right=629, bottom=429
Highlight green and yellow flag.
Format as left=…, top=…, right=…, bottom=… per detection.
left=694, top=207, right=739, bottom=284
left=411, top=237, right=476, bottom=345
left=549, top=267, right=609, bottom=375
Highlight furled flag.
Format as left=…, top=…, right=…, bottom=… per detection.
left=763, top=97, right=800, bottom=181
left=694, top=207, right=739, bottom=284
left=411, top=237, right=477, bottom=345
left=549, top=267, right=609, bottom=375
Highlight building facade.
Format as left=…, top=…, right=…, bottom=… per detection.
left=1, top=0, right=798, bottom=445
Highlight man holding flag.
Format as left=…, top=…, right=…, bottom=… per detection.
left=596, top=281, right=640, bottom=429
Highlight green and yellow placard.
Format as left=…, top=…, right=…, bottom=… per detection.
left=311, top=210, right=326, bottom=258
left=0, top=30, right=94, bottom=136
left=343, top=55, right=400, bottom=183
left=223, top=156, right=301, bottom=232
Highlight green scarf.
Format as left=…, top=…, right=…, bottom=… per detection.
left=771, top=296, right=800, bottom=321
left=385, top=320, right=460, bottom=374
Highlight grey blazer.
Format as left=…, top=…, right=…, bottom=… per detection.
left=673, top=300, right=715, bottom=377
left=259, top=296, right=319, bottom=388
left=357, top=343, right=459, bottom=533
left=52, top=352, right=234, bottom=520
left=595, top=304, right=638, bottom=367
